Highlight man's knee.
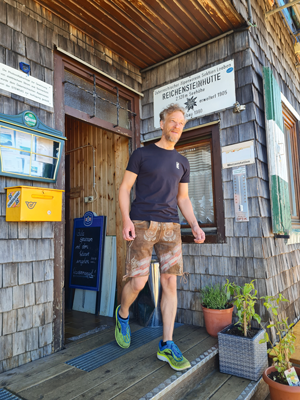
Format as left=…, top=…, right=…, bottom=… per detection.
left=161, top=274, right=177, bottom=293
left=130, top=276, right=148, bottom=293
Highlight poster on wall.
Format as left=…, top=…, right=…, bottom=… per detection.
left=0, top=63, right=53, bottom=108
left=153, top=60, right=236, bottom=128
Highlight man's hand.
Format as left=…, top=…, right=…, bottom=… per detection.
left=191, top=223, right=205, bottom=244
left=122, top=219, right=136, bottom=241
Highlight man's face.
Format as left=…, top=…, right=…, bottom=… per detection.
left=160, top=111, right=186, bottom=144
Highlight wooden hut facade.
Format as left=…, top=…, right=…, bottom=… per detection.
left=0, top=0, right=299, bottom=372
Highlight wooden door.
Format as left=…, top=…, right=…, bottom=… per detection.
left=65, top=116, right=129, bottom=308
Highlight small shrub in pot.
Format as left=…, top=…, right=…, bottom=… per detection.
left=200, top=283, right=233, bottom=338
left=260, top=294, right=300, bottom=399
left=217, top=280, right=268, bottom=381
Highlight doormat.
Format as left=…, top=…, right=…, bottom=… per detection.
left=66, top=324, right=181, bottom=372
left=0, top=388, right=23, bottom=399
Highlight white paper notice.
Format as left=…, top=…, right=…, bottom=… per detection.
left=16, top=131, right=32, bottom=152
left=0, top=63, right=53, bottom=108
left=31, top=160, right=43, bottom=177
left=36, top=137, right=53, bottom=164
left=0, top=127, right=15, bottom=147
left=222, top=140, right=255, bottom=169
left=1, top=148, right=23, bottom=173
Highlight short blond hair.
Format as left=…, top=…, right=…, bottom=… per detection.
left=159, top=103, right=186, bottom=122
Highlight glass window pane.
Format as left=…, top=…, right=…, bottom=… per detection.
left=64, top=70, right=131, bottom=130
left=178, top=141, right=215, bottom=225
left=64, top=70, right=94, bottom=116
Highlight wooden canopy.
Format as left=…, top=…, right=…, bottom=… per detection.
left=35, top=0, right=245, bottom=69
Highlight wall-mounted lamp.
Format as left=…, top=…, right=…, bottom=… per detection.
left=233, top=102, right=246, bottom=113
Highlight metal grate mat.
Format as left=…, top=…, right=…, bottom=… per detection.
left=0, top=389, right=22, bottom=400
left=66, top=324, right=181, bottom=372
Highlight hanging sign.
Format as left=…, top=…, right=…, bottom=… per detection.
left=0, top=63, right=53, bottom=108
left=153, top=60, right=235, bottom=128
left=222, top=140, right=255, bottom=169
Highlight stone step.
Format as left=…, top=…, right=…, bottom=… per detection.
left=140, top=345, right=269, bottom=400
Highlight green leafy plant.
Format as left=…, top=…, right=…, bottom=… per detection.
left=225, top=279, right=261, bottom=337
left=200, top=284, right=232, bottom=310
left=259, top=294, right=296, bottom=384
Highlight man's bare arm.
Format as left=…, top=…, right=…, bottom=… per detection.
left=119, top=170, right=137, bottom=241
left=177, top=182, right=205, bottom=244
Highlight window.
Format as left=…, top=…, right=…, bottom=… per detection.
left=283, top=104, right=300, bottom=227
left=64, top=70, right=132, bottom=130
left=176, top=124, right=225, bottom=243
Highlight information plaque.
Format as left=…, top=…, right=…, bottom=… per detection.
left=0, top=111, right=66, bottom=183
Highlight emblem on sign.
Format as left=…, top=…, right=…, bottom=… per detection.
left=24, top=111, right=37, bottom=127
left=7, top=191, right=21, bottom=208
left=25, top=201, right=37, bottom=209
left=84, top=211, right=94, bottom=227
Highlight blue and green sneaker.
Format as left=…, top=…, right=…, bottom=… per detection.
left=157, top=340, right=191, bottom=371
left=115, top=305, right=131, bottom=349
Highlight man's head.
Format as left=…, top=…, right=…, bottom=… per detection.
left=159, top=104, right=186, bottom=144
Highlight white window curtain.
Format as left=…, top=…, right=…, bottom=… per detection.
left=178, top=141, right=214, bottom=225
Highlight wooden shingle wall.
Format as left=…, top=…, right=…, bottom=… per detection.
left=0, top=0, right=141, bottom=372
left=141, top=1, right=300, bottom=335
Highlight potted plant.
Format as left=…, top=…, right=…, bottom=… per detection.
left=200, top=283, right=233, bottom=338
left=260, top=294, right=300, bottom=400
left=218, top=280, right=268, bottom=381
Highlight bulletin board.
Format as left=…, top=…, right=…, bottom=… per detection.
left=0, top=111, right=66, bottom=183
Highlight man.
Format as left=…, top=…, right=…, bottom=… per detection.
left=115, top=103, right=205, bottom=371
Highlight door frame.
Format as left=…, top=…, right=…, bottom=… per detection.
left=53, top=50, right=141, bottom=351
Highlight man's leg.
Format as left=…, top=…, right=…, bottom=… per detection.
left=160, top=274, right=177, bottom=341
left=155, top=223, right=191, bottom=371
left=119, top=276, right=149, bottom=319
left=115, top=276, right=148, bottom=348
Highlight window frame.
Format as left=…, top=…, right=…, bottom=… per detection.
left=176, top=123, right=224, bottom=244
left=282, top=103, right=300, bottom=228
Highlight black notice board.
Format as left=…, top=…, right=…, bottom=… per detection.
left=69, top=212, right=106, bottom=291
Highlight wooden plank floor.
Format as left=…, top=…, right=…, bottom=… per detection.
left=64, top=309, right=115, bottom=343
left=0, top=320, right=216, bottom=400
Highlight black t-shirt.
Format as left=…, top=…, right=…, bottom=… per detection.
left=126, top=143, right=190, bottom=223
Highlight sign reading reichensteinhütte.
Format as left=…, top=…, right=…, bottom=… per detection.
left=153, top=60, right=236, bottom=128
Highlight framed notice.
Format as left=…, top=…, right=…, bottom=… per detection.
left=0, top=110, right=66, bottom=183
left=0, top=63, right=53, bottom=108
left=69, top=212, right=106, bottom=291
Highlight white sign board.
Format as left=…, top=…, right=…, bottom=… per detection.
left=153, top=60, right=235, bottom=128
left=222, top=140, right=255, bottom=169
left=0, top=63, right=53, bottom=108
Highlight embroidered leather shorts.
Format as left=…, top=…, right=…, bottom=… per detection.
left=123, top=220, right=183, bottom=280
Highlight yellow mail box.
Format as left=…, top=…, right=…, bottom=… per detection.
left=5, top=186, right=64, bottom=222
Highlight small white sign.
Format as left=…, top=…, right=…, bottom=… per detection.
left=153, top=60, right=235, bottom=128
left=222, top=140, right=255, bottom=169
left=0, top=63, right=53, bottom=108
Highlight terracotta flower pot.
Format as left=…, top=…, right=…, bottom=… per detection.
left=201, top=304, right=233, bottom=338
left=263, top=366, right=300, bottom=400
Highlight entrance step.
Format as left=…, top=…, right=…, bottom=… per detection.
left=140, top=345, right=269, bottom=400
